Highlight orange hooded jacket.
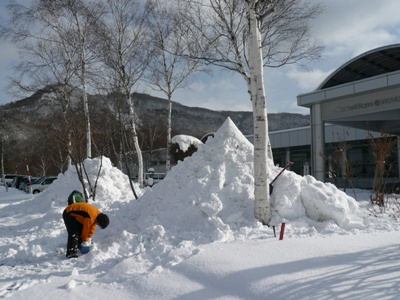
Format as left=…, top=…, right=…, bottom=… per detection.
left=65, top=203, right=101, bottom=242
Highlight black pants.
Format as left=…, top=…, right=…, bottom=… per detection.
left=62, top=210, right=83, bottom=256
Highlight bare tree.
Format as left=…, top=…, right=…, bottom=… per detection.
left=94, top=0, right=154, bottom=187
left=137, top=113, right=167, bottom=152
left=368, top=132, right=397, bottom=207
left=1, top=0, right=108, bottom=165
left=178, top=0, right=324, bottom=224
left=51, top=0, right=106, bottom=159
left=31, top=137, right=52, bottom=176
left=45, top=108, right=97, bottom=201
left=53, top=148, right=68, bottom=174
left=322, top=129, right=355, bottom=193
left=0, top=1, right=85, bottom=168
left=91, top=86, right=140, bottom=198
left=34, top=154, right=50, bottom=177
left=0, top=115, right=16, bottom=192
left=146, top=0, right=206, bottom=172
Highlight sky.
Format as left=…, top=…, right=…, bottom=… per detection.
left=1, top=118, right=400, bottom=299
left=1, top=0, right=400, bottom=114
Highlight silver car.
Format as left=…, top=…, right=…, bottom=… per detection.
left=27, top=176, right=58, bottom=194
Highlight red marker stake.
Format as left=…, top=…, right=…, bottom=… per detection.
left=279, top=222, right=286, bottom=240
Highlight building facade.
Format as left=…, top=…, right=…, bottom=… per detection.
left=291, top=44, right=400, bottom=189
left=268, top=124, right=398, bottom=189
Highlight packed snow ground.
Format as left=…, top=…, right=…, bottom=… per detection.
left=1, top=118, right=400, bottom=299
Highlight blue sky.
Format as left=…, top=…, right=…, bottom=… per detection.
left=1, top=0, right=400, bottom=114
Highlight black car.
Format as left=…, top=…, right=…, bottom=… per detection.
left=11, top=175, right=27, bottom=189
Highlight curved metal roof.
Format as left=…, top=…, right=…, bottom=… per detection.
left=317, top=44, right=400, bottom=90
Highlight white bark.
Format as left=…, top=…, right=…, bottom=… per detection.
left=78, top=28, right=91, bottom=158
left=61, top=86, right=72, bottom=169
left=73, top=7, right=92, bottom=159
left=127, top=93, right=144, bottom=186
left=99, top=0, right=148, bottom=187
left=83, top=76, right=91, bottom=158
left=80, top=48, right=91, bottom=159
left=246, top=1, right=272, bottom=225
left=166, top=96, right=172, bottom=172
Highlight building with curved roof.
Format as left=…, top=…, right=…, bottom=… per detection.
left=297, top=44, right=400, bottom=185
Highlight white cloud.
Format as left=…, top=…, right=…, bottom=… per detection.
left=185, top=80, right=208, bottom=93
left=287, top=67, right=332, bottom=90
left=173, top=73, right=252, bottom=111
left=312, top=0, right=400, bottom=57
left=197, top=97, right=252, bottom=111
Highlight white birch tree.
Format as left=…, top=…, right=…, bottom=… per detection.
left=0, top=1, right=84, bottom=168
left=2, top=0, right=105, bottom=161
left=59, top=0, right=106, bottom=159
left=95, top=0, right=153, bottom=187
left=180, top=0, right=323, bottom=224
left=246, top=1, right=272, bottom=224
left=146, top=1, right=206, bottom=172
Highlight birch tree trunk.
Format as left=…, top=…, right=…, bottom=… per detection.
left=61, top=86, right=72, bottom=169
left=82, top=58, right=91, bottom=158
left=127, top=92, right=143, bottom=186
left=246, top=1, right=272, bottom=225
left=71, top=7, right=93, bottom=158
left=166, top=95, right=172, bottom=172
left=97, top=0, right=149, bottom=187
left=77, top=24, right=91, bottom=159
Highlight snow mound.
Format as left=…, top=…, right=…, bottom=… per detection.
left=5, top=117, right=365, bottom=272
left=172, top=134, right=202, bottom=151
left=270, top=171, right=365, bottom=232
left=41, top=157, right=141, bottom=209
left=301, top=176, right=364, bottom=229
left=134, top=118, right=261, bottom=244
left=133, top=117, right=365, bottom=245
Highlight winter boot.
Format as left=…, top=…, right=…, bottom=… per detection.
left=66, top=233, right=79, bottom=258
left=66, top=252, right=78, bottom=259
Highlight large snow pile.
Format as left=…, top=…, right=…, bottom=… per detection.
left=134, top=118, right=261, bottom=244
left=134, top=118, right=365, bottom=244
left=1, top=117, right=367, bottom=271
left=45, top=118, right=363, bottom=246
left=45, top=157, right=141, bottom=208
left=270, top=170, right=365, bottom=232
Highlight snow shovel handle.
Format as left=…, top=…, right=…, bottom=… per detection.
left=270, top=161, right=293, bottom=185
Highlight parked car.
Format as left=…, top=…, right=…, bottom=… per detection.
left=10, top=175, right=24, bottom=189
left=28, top=176, right=58, bottom=194
left=23, top=176, right=44, bottom=193
left=19, top=176, right=39, bottom=191
left=1, top=174, right=19, bottom=187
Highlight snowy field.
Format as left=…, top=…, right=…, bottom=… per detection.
left=1, top=118, right=400, bottom=299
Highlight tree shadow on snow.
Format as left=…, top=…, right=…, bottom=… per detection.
left=173, top=243, right=400, bottom=300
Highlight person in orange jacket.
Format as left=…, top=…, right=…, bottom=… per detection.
left=62, top=202, right=109, bottom=258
